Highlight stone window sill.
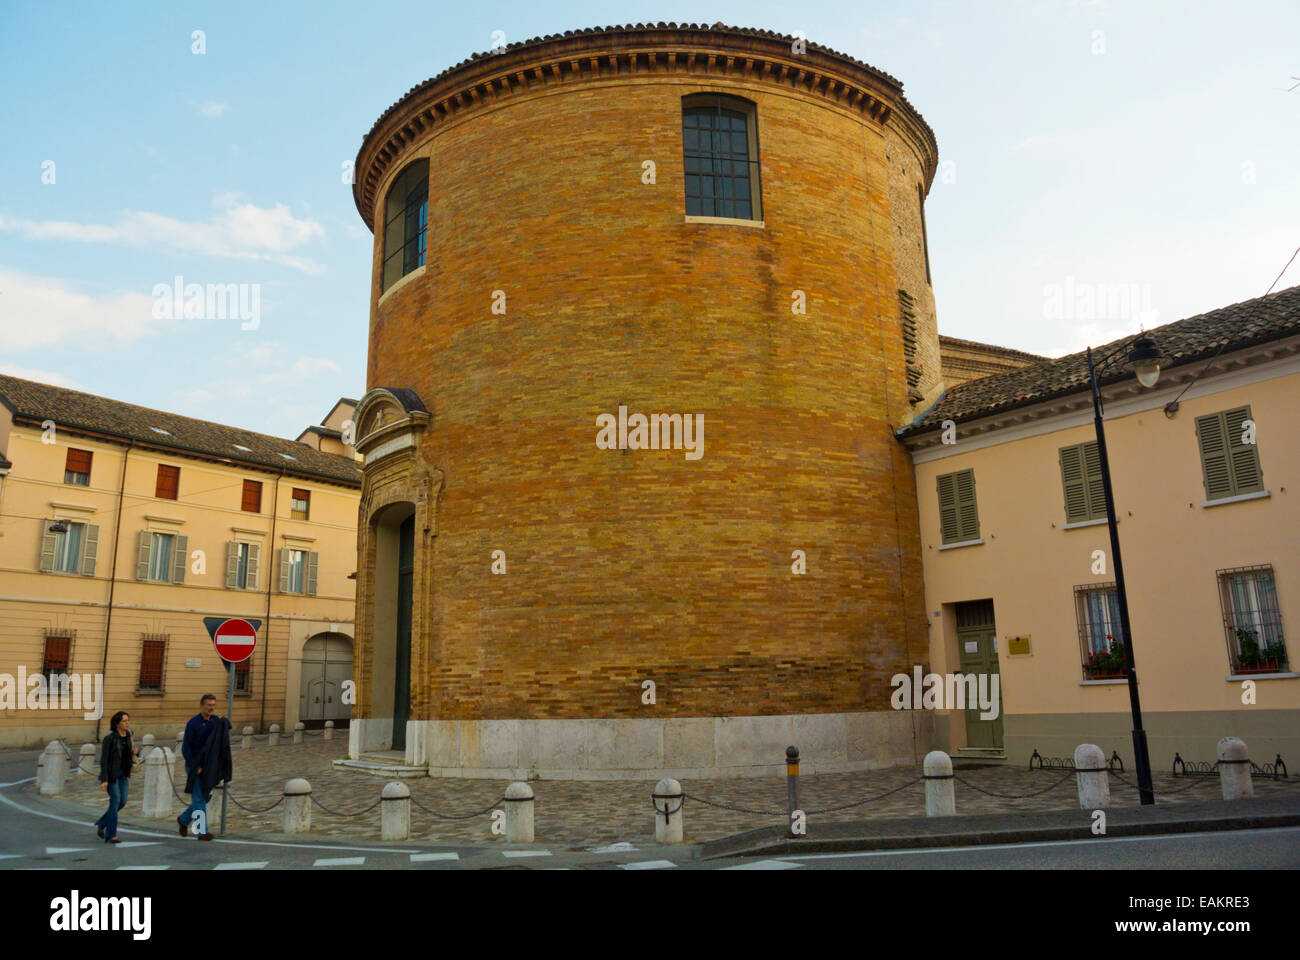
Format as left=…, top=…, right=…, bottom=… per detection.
left=1062, top=518, right=1112, bottom=530
left=1202, top=490, right=1270, bottom=509
left=377, top=264, right=426, bottom=307
left=683, top=215, right=765, bottom=229
left=938, top=538, right=984, bottom=551
left=1226, top=672, right=1297, bottom=681
left=134, top=689, right=165, bottom=697
left=1079, top=678, right=1130, bottom=686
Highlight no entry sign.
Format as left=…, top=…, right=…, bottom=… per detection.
left=204, top=617, right=259, bottom=663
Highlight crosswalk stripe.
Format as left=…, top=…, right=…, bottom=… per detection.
left=45, top=847, right=90, bottom=855
left=213, top=861, right=269, bottom=870
left=116, top=865, right=170, bottom=870
left=720, top=859, right=803, bottom=870
left=620, top=860, right=678, bottom=870
left=589, top=842, right=637, bottom=853
left=313, top=857, right=365, bottom=867
left=113, top=842, right=161, bottom=849
left=410, top=852, right=459, bottom=862
left=502, top=850, right=552, bottom=858
left=0, top=855, right=24, bottom=861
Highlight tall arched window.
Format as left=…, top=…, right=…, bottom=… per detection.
left=682, top=94, right=762, bottom=221
left=381, top=159, right=429, bottom=293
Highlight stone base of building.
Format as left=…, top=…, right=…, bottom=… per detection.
left=347, top=710, right=932, bottom=780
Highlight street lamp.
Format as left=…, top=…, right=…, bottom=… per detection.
left=1086, top=334, right=1164, bottom=806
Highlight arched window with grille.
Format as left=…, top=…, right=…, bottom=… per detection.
left=381, top=159, right=429, bottom=293
left=681, top=94, right=762, bottom=221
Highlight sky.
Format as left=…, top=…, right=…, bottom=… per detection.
left=1, top=0, right=1296, bottom=438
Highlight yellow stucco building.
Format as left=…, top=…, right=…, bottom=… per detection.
left=0, top=375, right=361, bottom=748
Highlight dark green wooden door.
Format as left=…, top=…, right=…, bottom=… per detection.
left=392, top=515, right=414, bottom=751
left=955, top=599, right=1003, bottom=749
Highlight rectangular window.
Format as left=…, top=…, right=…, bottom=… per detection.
left=1218, top=565, right=1288, bottom=674
left=42, top=631, right=73, bottom=680
left=279, top=548, right=318, bottom=595
left=1059, top=441, right=1108, bottom=523
left=155, top=464, right=180, bottom=500
left=138, top=637, right=167, bottom=691
left=936, top=469, right=980, bottom=544
left=235, top=542, right=251, bottom=589
left=52, top=521, right=85, bottom=573
left=287, top=549, right=306, bottom=593
left=1075, top=583, right=1126, bottom=680
left=241, top=479, right=263, bottom=513
left=147, top=532, right=174, bottom=581
left=682, top=94, right=762, bottom=220
left=1196, top=407, right=1263, bottom=500
left=290, top=488, right=310, bottom=520
left=64, top=448, right=92, bottom=486
left=234, top=657, right=251, bottom=693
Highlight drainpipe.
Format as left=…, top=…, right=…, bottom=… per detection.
left=94, top=438, right=133, bottom=741
left=258, top=465, right=285, bottom=732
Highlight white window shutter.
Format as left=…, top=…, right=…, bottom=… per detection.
left=39, top=523, right=58, bottom=572
left=136, top=531, right=151, bottom=580
left=306, top=551, right=319, bottom=596
left=279, top=548, right=291, bottom=593
left=171, top=534, right=189, bottom=583
left=81, top=524, right=100, bottom=577
left=247, top=543, right=261, bottom=590
left=225, top=542, right=238, bottom=589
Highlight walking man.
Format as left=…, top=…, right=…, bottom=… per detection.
left=178, top=694, right=218, bottom=839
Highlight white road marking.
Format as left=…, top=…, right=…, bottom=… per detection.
left=589, top=842, right=637, bottom=853
left=410, top=852, right=459, bottom=862
left=0, top=855, right=24, bottom=861
left=114, top=842, right=161, bottom=849
left=45, top=847, right=90, bottom=855
left=721, top=859, right=804, bottom=870
left=502, top=850, right=552, bottom=858
left=213, top=861, right=269, bottom=870
left=313, top=856, right=365, bottom=867
left=0, top=779, right=36, bottom=788
left=117, top=865, right=170, bottom=870
left=620, top=860, right=678, bottom=870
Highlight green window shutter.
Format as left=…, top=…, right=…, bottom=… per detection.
left=1059, top=445, right=1089, bottom=523
left=937, top=473, right=960, bottom=544
left=954, top=469, right=979, bottom=541
left=135, top=531, right=151, bottom=580
left=1082, top=441, right=1107, bottom=520
left=247, top=543, right=261, bottom=590
left=306, top=551, right=319, bottom=596
left=1196, top=412, right=1234, bottom=499
left=39, top=523, right=58, bottom=572
left=225, top=542, right=239, bottom=589
left=81, top=524, right=100, bottom=577
left=1224, top=406, right=1263, bottom=494
left=278, top=548, right=291, bottom=593
left=171, top=534, right=189, bottom=584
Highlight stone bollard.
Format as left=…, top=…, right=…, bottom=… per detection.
left=269, top=724, right=281, bottom=746
left=653, top=777, right=684, bottom=844
left=283, top=778, right=311, bottom=833
left=381, top=782, right=411, bottom=841
left=1074, top=744, right=1110, bottom=809
left=923, top=750, right=956, bottom=816
left=323, top=720, right=334, bottom=742
left=39, top=742, right=68, bottom=795
left=142, top=747, right=175, bottom=819
left=175, top=731, right=184, bottom=754
left=78, top=743, right=97, bottom=777
left=241, top=725, right=254, bottom=750
left=504, top=782, right=535, bottom=843
left=1218, top=737, right=1254, bottom=800
left=293, top=722, right=305, bottom=745
left=141, top=734, right=155, bottom=752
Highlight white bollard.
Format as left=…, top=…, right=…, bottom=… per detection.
left=923, top=750, right=956, bottom=816
left=1218, top=737, right=1254, bottom=800
left=293, top=722, right=305, bottom=745
left=175, top=731, right=184, bottom=754
left=381, top=782, right=411, bottom=841
left=504, top=782, right=535, bottom=843
left=323, top=720, right=334, bottom=742
left=283, top=778, right=311, bottom=833
left=78, top=743, right=97, bottom=777
left=142, top=747, right=175, bottom=819
left=242, top=725, right=254, bottom=750
left=653, top=777, right=684, bottom=843
left=269, top=723, right=281, bottom=746
left=1074, top=744, right=1110, bottom=809
left=141, top=734, right=155, bottom=752
left=39, top=742, right=68, bottom=795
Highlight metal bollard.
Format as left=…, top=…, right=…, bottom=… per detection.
left=78, top=743, right=96, bottom=777
left=785, top=745, right=800, bottom=837
left=283, top=778, right=311, bottom=833
left=241, top=725, right=254, bottom=750
left=653, top=777, right=684, bottom=844
left=142, top=747, right=175, bottom=819
left=504, top=782, right=534, bottom=843
left=269, top=723, right=281, bottom=746
left=38, top=742, right=68, bottom=795
left=1218, top=737, right=1254, bottom=800
left=1074, top=743, right=1110, bottom=809
left=923, top=750, right=955, bottom=816
left=381, top=782, right=411, bottom=841
left=293, top=722, right=305, bottom=745
left=323, top=720, right=334, bottom=742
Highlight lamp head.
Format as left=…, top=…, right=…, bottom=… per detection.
left=1128, top=336, right=1163, bottom=388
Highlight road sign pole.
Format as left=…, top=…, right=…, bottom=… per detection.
left=221, top=659, right=233, bottom=836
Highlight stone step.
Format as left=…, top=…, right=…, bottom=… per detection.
left=332, top=757, right=428, bottom=778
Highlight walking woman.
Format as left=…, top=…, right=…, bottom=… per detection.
left=95, top=710, right=138, bottom=843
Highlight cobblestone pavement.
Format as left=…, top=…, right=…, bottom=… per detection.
left=53, top=735, right=1299, bottom=846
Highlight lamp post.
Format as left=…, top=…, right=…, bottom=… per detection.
left=1086, top=334, right=1164, bottom=806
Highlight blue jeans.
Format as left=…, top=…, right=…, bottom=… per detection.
left=95, top=776, right=129, bottom=839
left=179, top=769, right=209, bottom=834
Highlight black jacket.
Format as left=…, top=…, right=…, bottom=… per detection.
left=98, top=732, right=134, bottom=784
left=183, top=717, right=232, bottom=796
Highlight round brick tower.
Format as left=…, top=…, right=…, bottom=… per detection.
left=349, top=23, right=942, bottom=778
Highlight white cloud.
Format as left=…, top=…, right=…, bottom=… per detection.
left=0, top=194, right=325, bottom=273
left=0, top=267, right=168, bottom=351
left=197, top=100, right=230, bottom=118
left=0, top=363, right=83, bottom=389
left=259, top=357, right=342, bottom=384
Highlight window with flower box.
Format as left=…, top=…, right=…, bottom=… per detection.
left=1075, top=583, right=1126, bottom=680
left=1217, top=565, right=1288, bottom=675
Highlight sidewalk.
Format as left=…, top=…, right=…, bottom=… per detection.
left=40, top=736, right=1300, bottom=849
